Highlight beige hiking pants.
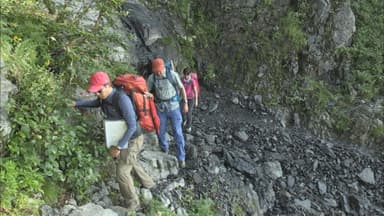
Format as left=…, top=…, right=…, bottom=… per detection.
left=116, top=134, right=154, bottom=204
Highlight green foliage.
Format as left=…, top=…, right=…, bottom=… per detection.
left=188, top=199, right=216, bottom=216
left=279, top=11, right=307, bottom=51
left=143, top=199, right=176, bottom=216
left=332, top=110, right=351, bottom=135
left=204, top=64, right=217, bottom=81
left=345, top=0, right=384, bottom=98
left=302, top=78, right=335, bottom=115
left=0, top=159, right=43, bottom=215
left=109, top=62, right=137, bottom=77
left=1, top=37, right=104, bottom=212
left=233, top=203, right=244, bottom=216
left=177, top=35, right=195, bottom=66
left=262, top=0, right=273, bottom=6
left=0, top=0, right=125, bottom=213
left=41, top=180, right=62, bottom=204
left=370, top=125, right=384, bottom=140
left=297, top=0, right=313, bottom=21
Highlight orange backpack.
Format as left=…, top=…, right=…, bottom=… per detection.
left=113, top=74, right=160, bottom=134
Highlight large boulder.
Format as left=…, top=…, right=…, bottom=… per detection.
left=0, top=59, right=18, bottom=153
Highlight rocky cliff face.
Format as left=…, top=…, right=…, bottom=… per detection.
left=2, top=0, right=383, bottom=215
left=118, top=0, right=383, bottom=148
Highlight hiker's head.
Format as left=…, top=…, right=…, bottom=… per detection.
left=152, top=58, right=165, bottom=75
left=183, top=67, right=192, bottom=80
left=183, top=67, right=192, bottom=76
left=88, top=71, right=113, bottom=99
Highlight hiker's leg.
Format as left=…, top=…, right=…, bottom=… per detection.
left=157, top=110, right=169, bottom=151
left=187, top=98, right=194, bottom=128
left=182, top=106, right=187, bottom=128
left=129, top=135, right=155, bottom=188
left=169, top=108, right=185, bottom=161
left=117, top=148, right=138, bottom=205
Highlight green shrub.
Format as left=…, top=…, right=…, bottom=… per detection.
left=346, top=0, right=384, bottom=98
left=0, top=0, right=124, bottom=213
left=370, top=125, right=384, bottom=141
left=188, top=198, right=216, bottom=216
left=143, top=199, right=176, bottom=216
left=0, top=160, right=43, bottom=215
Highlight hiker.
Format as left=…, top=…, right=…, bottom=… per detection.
left=72, top=71, right=155, bottom=211
left=181, top=67, right=199, bottom=133
left=145, top=57, right=188, bottom=168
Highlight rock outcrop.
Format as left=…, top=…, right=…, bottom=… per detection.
left=0, top=58, right=18, bottom=154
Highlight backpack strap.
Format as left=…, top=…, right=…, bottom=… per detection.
left=111, top=89, right=122, bottom=116
left=153, top=66, right=180, bottom=102
left=111, top=89, right=138, bottom=121
left=165, top=66, right=179, bottom=96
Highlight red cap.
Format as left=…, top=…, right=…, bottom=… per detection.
left=152, top=58, right=165, bottom=74
left=88, top=71, right=110, bottom=93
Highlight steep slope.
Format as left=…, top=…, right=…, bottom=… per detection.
left=176, top=86, right=384, bottom=215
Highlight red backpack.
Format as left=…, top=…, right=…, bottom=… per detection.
left=113, top=74, right=160, bottom=134
left=190, top=72, right=200, bottom=94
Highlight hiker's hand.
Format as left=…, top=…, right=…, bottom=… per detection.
left=183, top=102, right=188, bottom=113
left=109, top=146, right=120, bottom=158
left=69, top=101, right=76, bottom=107
left=144, top=92, right=153, bottom=98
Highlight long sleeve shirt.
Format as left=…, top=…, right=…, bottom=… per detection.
left=75, top=89, right=141, bottom=149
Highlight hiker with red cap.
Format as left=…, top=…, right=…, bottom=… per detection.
left=72, top=71, right=155, bottom=211
left=145, top=57, right=188, bottom=168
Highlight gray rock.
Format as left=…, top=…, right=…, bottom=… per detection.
left=68, top=203, right=118, bottom=216
left=324, top=198, right=338, bottom=208
left=61, top=205, right=77, bottom=216
left=121, top=2, right=162, bottom=46
left=231, top=96, right=240, bottom=105
left=164, top=178, right=185, bottom=192
left=287, top=175, right=295, bottom=188
left=208, top=101, right=219, bottom=113
left=332, top=2, right=356, bottom=48
left=205, top=134, right=217, bottom=145
left=318, top=181, right=327, bottom=195
left=254, top=95, right=263, bottom=106
left=264, top=161, right=283, bottom=180
left=234, top=130, right=249, bottom=142
left=358, top=168, right=375, bottom=185
left=294, top=199, right=312, bottom=210
left=0, top=74, right=18, bottom=143
left=40, top=205, right=59, bottom=216
left=139, top=150, right=179, bottom=180
left=140, top=188, right=153, bottom=203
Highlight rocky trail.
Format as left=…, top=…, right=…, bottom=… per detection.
left=172, top=87, right=384, bottom=215
left=42, top=86, right=384, bottom=216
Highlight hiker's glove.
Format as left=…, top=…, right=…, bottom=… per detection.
left=109, top=146, right=121, bottom=158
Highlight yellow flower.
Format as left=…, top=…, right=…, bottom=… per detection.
left=12, top=35, right=22, bottom=43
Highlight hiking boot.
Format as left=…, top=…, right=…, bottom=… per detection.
left=161, top=149, right=169, bottom=154
left=126, top=199, right=140, bottom=211
left=179, top=160, right=186, bottom=168
left=142, top=180, right=156, bottom=189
